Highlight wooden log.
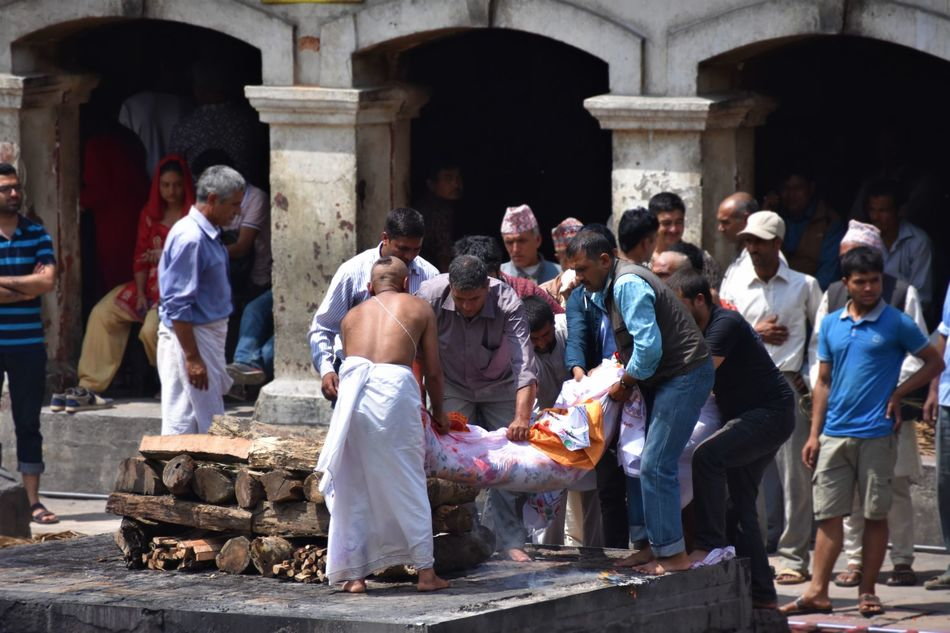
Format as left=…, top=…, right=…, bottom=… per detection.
left=210, top=415, right=328, bottom=443
left=139, top=434, right=251, bottom=463
left=433, top=525, right=495, bottom=573
left=249, top=536, right=294, bottom=577
left=216, top=536, right=253, bottom=574
left=162, top=454, right=197, bottom=495
left=114, top=457, right=168, bottom=496
left=260, top=469, right=304, bottom=503
left=251, top=501, right=330, bottom=537
left=248, top=436, right=320, bottom=472
left=113, top=518, right=152, bottom=569
left=106, top=492, right=253, bottom=533
left=427, top=478, right=479, bottom=507
left=302, top=473, right=324, bottom=504
left=432, top=504, right=474, bottom=535
left=235, top=469, right=264, bottom=509
left=192, top=465, right=236, bottom=505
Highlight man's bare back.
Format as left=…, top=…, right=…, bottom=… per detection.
left=341, top=292, right=431, bottom=368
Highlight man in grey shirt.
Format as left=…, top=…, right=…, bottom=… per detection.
left=416, top=255, right=539, bottom=561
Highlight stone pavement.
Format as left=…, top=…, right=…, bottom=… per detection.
left=771, top=551, right=950, bottom=631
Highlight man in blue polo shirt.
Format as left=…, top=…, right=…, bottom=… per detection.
left=157, top=165, right=243, bottom=435
left=781, top=246, right=943, bottom=617
left=0, top=163, right=57, bottom=523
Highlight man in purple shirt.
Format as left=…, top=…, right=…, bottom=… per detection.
left=417, top=255, right=539, bottom=562
left=157, top=165, right=244, bottom=435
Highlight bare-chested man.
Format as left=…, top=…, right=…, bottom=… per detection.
left=316, top=256, right=450, bottom=594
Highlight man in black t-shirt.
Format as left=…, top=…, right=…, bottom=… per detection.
left=667, top=268, right=795, bottom=609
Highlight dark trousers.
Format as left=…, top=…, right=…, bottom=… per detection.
left=596, top=448, right=630, bottom=548
left=0, top=347, right=47, bottom=474
left=692, top=399, right=795, bottom=603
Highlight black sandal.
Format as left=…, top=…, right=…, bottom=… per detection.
left=30, top=502, right=59, bottom=524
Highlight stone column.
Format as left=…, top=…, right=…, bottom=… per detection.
left=246, top=85, right=427, bottom=425
left=0, top=74, right=97, bottom=388
left=584, top=94, right=773, bottom=268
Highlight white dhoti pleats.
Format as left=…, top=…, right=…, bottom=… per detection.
left=317, top=356, right=434, bottom=585
left=157, top=319, right=232, bottom=435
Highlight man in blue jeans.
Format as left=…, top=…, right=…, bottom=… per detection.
left=924, top=281, right=950, bottom=590
left=226, top=288, right=273, bottom=385
left=567, top=231, right=714, bottom=575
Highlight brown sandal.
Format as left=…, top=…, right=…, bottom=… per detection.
left=833, top=563, right=863, bottom=587
left=858, top=593, right=885, bottom=617
left=886, top=564, right=917, bottom=587
left=774, top=568, right=809, bottom=585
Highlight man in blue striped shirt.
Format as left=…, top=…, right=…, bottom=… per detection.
left=308, top=208, right=439, bottom=401
left=0, top=163, right=58, bottom=523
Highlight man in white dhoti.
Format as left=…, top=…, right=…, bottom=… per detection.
left=317, top=256, right=450, bottom=593
left=157, top=165, right=244, bottom=435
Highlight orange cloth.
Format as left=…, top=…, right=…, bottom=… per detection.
left=528, top=401, right=605, bottom=470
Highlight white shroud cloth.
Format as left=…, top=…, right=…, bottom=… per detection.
left=317, top=356, right=434, bottom=584
left=157, top=319, right=232, bottom=435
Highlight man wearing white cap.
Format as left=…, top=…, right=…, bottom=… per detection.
left=500, top=204, right=561, bottom=285
left=720, top=210, right=822, bottom=586
left=807, top=220, right=927, bottom=588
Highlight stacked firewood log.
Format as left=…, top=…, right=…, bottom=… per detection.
left=107, top=415, right=494, bottom=582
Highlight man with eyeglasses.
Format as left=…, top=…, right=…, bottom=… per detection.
left=0, top=164, right=58, bottom=524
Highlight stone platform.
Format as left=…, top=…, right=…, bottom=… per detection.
left=0, top=535, right=756, bottom=633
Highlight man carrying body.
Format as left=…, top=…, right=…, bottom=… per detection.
left=720, top=211, right=822, bottom=585
left=567, top=231, right=714, bottom=574
left=500, top=205, right=561, bottom=284
left=317, top=257, right=450, bottom=594
left=668, top=268, right=795, bottom=609
left=0, top=163, right=58, bottom=524
left=158, top=165, right=244, bottom=435
left=417, top=255, right=539, bottom=561
left=781, top=247, right=942, bottom=617
left=309, top=208, right=439, bottom=402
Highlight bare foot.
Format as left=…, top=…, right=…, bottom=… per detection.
left=343, top=579, right=367, bottom=593
left=688, top=549, right=709, bottom=564
left=417, top=568, right=450, bottom=592
left=633, top=552, right=692, bottom=575
left=505, top=548, right=533, bottom=562
left=614, top=547, right=654, bottom=568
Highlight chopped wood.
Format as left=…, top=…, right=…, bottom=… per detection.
left=235, top=469, right=264, bottom=509
left=139, top=434, right=251, bottom=463
left=272, top=544, right=327, bottom=583
left=142, top=534, right=227, bottom=572
left=106, top=492, right=253, bottom=533
left=260, top=469, right=304, bottom=503
left=216, top=536, right=253, bottom=574
left=113, top=518, right=152, bottom=569
left=192, top=465, right=236, bottom=505
left=162, top=454, right=197, bottom=495
left=249, top=536, right=293, bottom=577
left=433, top=525, right=495, bottom=573
left=432, top=504, right=474, bottom=535
left=302, top=473, right=324, bottom=504
left=248, top=435, right=320, bottom=472
left=427, top=478, right=479, bottom=507
left=114, top=457, right=167, bottom=496
left=210, top=416, right=329, bottom=443
left=251, top=501, right=329, bottom=537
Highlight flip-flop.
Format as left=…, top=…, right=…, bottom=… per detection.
left=858, top=593, right=885, bottom=617
left=778, top=596, right=833, bottom=616
left=833, top=563, right=863, bottom=587
left=886, top=565, right=917, bottom=587
left=774, top=568, right=810, bottom=585
left=30, top=502, right=59, bottom=525
left=924, top=573, right=950, bottom=590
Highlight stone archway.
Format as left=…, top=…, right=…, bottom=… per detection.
left=1, top=0, right=294, bottom=85
left=319, top=0, right=643, bottom=93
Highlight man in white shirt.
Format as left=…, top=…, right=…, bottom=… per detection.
left=308, top=208, right=439, bottom=401
left=717, top=192, right=758, bottom=289
left=720, top=211, right=822, bottom=585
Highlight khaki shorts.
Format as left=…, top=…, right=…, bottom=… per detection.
left=812, top=434, right=897, bottom=521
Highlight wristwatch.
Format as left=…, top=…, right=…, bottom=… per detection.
left=619, top=374, right=636, bottom=388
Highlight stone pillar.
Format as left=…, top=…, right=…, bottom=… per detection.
left=246, top=85, right=427, bottom=425
left=0, top=74, right=96, bottom=388
left=584, top=94, right=773, bottom=268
